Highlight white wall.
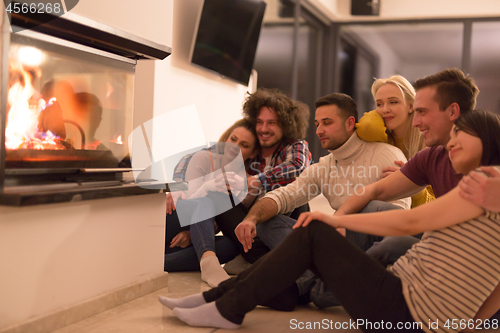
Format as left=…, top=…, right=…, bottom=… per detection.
left=377, top=0, right=500, bottom=19
left=1, top=0, right=253, bottom=329
left=0, top=194, right=165, bottom=330
left=310, top=0, right=500, bottom=19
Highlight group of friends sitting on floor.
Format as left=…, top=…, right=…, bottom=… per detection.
left=160, top=68, right=500, bottom=333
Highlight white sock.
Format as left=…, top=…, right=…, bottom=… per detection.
left=173, top=302, right=240, bottom=329
left=158, top=293, right=206, bottom=310
left=200, top=256, right=230, bottom=288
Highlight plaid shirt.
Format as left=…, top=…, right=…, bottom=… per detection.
left=248, top=138, right=312, bottom=193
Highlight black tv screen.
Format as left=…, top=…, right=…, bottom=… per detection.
left=190, top=0, right=266, bottom=85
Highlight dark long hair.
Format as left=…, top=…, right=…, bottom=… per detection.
left=454, top=109, right=500, bottom=166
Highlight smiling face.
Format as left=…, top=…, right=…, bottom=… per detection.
left=255, top=106, right=284, bottom=154
left=315, top=104, right=353, bottom=151
left=375, top=83, right=412, bottom=138
left=413, top=86, right=458, bottom=147
left=446, top=125, right=483, bottom=175
left=224, top=126, right=257, bottom=161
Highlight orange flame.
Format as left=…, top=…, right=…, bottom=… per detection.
left=110, top=134, right=123, bottom=145
left=6, top=62, right=62, bottom=150
left=5, top=63, right=40, bottom=149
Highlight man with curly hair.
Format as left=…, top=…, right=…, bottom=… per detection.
left=214, top=88, right=313, bottom=270
left=242, top=88, right=312, bottom=198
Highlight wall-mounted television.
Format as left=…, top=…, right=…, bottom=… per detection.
left=190, top=0, right=267, bottom=86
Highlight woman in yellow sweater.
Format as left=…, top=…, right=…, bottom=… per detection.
left=357, top=75, right=434, bottom=207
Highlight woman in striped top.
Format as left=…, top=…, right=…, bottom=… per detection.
left=161, top=109, right=500, bottom=333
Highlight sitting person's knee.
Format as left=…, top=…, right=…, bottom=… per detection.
left=361, top=200, right=403, bottom=213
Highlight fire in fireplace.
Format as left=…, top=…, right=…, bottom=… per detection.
left=6, top=33, right=133, bottom=169
left=0, top=9, right=175, bottom=205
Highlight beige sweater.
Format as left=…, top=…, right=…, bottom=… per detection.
left=265, top=132, right=411, bottom=214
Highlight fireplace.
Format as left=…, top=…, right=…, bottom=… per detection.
left=0, top=10, right=178, bottom=206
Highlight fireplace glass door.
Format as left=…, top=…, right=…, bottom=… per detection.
left=5, top=31, right=135, bottom=171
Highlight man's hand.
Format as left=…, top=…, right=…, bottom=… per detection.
left=170, top=230, right=191, bottom=248
left=381, top=160, right=405, bottom=178
left=235, top=220, right=257, bottom=252
left=459, top=166, right=500, bottom=212
left=166, top=192, right=186, bottom=215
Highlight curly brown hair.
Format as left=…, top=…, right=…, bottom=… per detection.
left=242, top=88, right=310, bottom=140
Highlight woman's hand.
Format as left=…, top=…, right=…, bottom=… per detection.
left=293, top=211, right=338, bottom=229
left=213, top=173, right=229, bottom=192
left=170, top=230, right=191, bottom=248
left=166, top=192, right=186, bottom=215
left=213, top=172, right=247, bottom=192
left=381, top=160, right=405, bottom=178
left=225, top=172, right=247, bottom=191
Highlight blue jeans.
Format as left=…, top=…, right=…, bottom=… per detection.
left=165, top=197, right=239, bottom=271
left=365, top=235, right=420, bottom=267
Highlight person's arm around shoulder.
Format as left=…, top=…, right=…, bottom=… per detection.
left=459, top=166, right=500, bottom=212
left=335, top=169, right=425, bottom=216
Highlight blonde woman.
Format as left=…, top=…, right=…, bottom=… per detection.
left=357, top=75, right=434, bottom=207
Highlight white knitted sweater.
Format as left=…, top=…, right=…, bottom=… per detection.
left=265, top=132, right=411, bottom=213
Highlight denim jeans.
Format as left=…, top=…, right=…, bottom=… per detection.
left=256, top=214, right=297, bottom=249
left=365, top=236, right=420, bottom=267
left=165, top=197, right=239, bottom=271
